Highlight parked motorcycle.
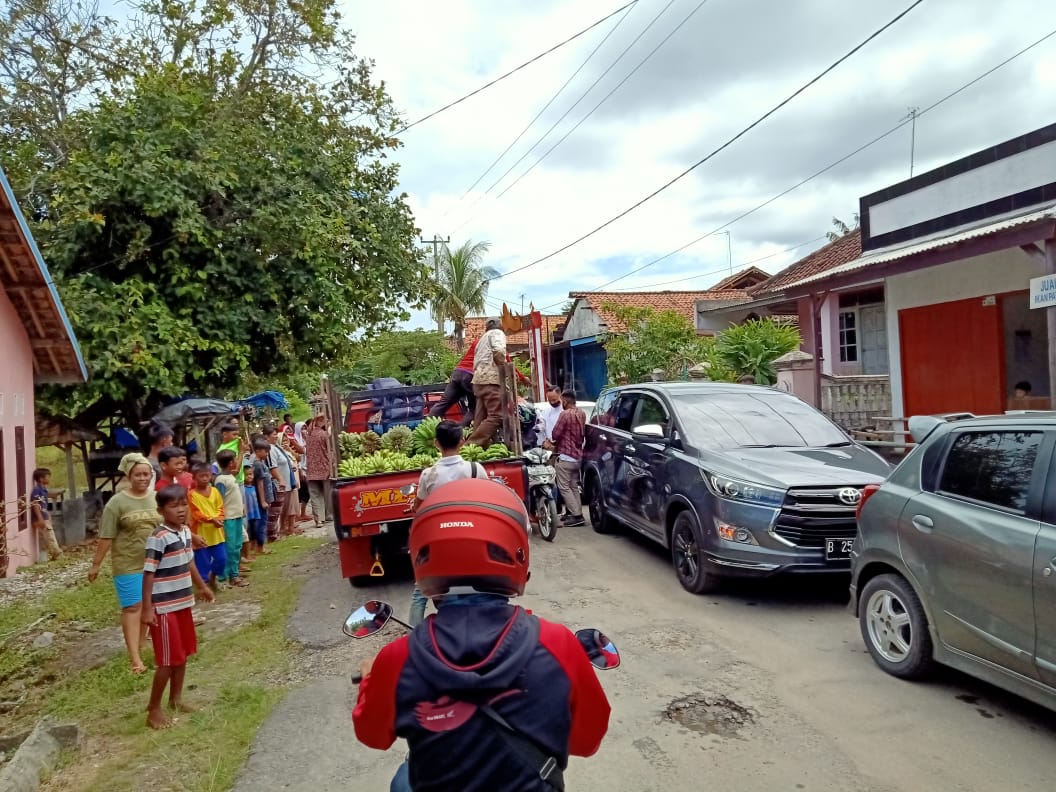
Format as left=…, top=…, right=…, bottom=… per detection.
left=523, top=446, right=559, bottom=542
left=344, top=599, right=620, bottom=682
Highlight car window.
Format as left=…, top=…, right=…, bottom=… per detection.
left=671, top=393, right=847, bottom=449
left=632, top=396, right=668, bottom=434
left=593, top=390, right=618, bottom=425
left=937, top=431, right=1042, bottom=512
left=614, top=395, right=639, bottom=432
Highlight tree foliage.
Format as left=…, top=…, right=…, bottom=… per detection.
left=433, top=239, right=498, bottom=352
left=715, top=318, right=801, bottom=385
left=1, top=0, right=427, bottom=422
left=603, top=304, right=799, bottom=385
left=602, top=304, right=728, bottom=385
left=329, top=330, right=457, bottom=392
left=826, top=213, right=861, bottom=242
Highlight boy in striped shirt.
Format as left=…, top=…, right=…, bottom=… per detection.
left=142, top=485, right=215, bottom=729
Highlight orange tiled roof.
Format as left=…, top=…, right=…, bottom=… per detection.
left=750, top=230, right=862, bottom=296
left=461, top=314, right=567, bottom=348
left=569, top=290, right=749, bottom=333
left=710, top=266, right=772, bottom=291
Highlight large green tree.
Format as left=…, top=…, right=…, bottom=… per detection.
left=432, top=239, right=497, bottom=352
left=1, top=0, right=427, bottom=423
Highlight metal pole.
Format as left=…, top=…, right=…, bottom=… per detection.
left=903, top=107, right=919, bottom=178
left=723, top=231, right=732, bottom=274
left=421, top=234, right=450, bottom=335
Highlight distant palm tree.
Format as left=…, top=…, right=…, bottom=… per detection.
left=433, top=240, right=499, bottom=352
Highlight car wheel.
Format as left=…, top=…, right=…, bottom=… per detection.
left=536, top=496, right=559, bottom=542
left=587, top=475, right=618, bottom=535
left=670, top=511, right=719, bottom=594
left=859, top=574, right=934, bottom=679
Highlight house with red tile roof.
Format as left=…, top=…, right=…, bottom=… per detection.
left=548, top=287, right=752, bottom=398
left=457, top=314, right=566, bottom=356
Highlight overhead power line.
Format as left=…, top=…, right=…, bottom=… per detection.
left=569, top=22, right=1056, bottom=296
left=450, top=0, right=687, bottom=231
left=444, top=0, right=640, bottom=215
left=486, top=0, right=926, bottom=283
left=396, top=1, right=640, bottom=135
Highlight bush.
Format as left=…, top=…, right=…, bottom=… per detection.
left=715, top=318, right=800, bottom=385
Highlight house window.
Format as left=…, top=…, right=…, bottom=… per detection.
left=838, top=311, right=858, bottom=362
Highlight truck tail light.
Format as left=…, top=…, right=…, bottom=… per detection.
left=856, top=484, right=881, bottom=521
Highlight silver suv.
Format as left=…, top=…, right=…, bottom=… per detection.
left=850, top=413, right=1056, bottom=712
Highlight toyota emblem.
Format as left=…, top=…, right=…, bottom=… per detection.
left=838, top=487, right=862, bottom=506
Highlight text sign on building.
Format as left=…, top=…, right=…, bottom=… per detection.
left=1030, top=274, right=1056, bottom=309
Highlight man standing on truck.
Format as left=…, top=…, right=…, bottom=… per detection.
left=467, top=319, right=507, bottom=449
left=430, top=340, right=478, bottom=426
left=407, top=420, right=488, bottom=626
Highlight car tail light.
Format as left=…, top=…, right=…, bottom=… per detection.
left=856, top=484, right=881, bottom=521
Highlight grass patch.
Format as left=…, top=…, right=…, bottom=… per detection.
left=3, top=536, right=326, bottom=792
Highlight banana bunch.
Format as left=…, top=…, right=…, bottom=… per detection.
left=381, top=425, right=414, bottom=454
left=361, top=431, right=383, bottom=455
left=459, top=443, right=510, bottom=463
left=412, top=417, right=442, bottom=456
left=410, top=452, right=440, bottom=469
left=339, top=432, right=364, bottom=461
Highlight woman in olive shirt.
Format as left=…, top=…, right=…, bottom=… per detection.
left=89, top=453, right=159, bottom=673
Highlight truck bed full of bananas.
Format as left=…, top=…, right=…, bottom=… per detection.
left=337, top=418, right=512, bottom=479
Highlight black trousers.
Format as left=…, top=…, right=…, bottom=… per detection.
left=429, top=368, right=475, bottom=425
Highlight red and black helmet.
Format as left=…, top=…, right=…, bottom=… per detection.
left=409, top=478, right=530, bottom=598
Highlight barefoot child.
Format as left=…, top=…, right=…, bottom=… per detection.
left=243, top=463, right=266, bottom=556
left=142, top=485, right=214, bottom=729
left=187, top=462, right=226, bottom=589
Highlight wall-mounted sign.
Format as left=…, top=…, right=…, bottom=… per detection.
left=1029, top=275, right=1056, bottom=309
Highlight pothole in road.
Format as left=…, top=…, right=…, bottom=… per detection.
left=663, top=694, right=756, bottom=737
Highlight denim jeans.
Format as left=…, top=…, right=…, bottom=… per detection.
left=409, top=586, right=428, bottom=627
left=390, top=762, right=412, bottom=792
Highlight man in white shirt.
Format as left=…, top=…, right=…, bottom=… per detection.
left=467, top=319, right=508, bottom=448
left=409, top=420, right=487, bottom=625
left=537, top=387, right=563, bottom=448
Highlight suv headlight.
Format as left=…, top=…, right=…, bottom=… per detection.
left=704, top=473, right=785, bottom=508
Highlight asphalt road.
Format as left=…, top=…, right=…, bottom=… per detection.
left=234, top=523, right=1056, bottom=792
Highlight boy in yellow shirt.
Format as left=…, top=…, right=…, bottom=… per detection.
left=188, top=461, right=226, bottom=590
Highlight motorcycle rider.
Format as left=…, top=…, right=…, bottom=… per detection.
left=353, top=478, right=611, bottom=791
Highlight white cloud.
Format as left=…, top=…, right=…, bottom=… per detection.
left=340, top=0, right=1056, bottom=328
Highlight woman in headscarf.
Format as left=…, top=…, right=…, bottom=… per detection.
left=88, top=453, right=159, bottom=673
left=293, top=420, right=311, bottom=523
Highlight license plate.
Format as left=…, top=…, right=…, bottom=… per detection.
left=825, top=538, right=855, bottom=560
left=527, top=465, right=554, bottom=478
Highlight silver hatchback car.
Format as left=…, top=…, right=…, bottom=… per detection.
left=850, top=413, right=1056, bottom=712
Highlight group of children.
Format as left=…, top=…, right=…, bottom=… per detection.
left=151, top=442, right=269, bottom=590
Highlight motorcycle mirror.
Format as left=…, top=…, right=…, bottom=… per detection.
left=342, top=600, right=393, bottom=638
left=574, top=628, right=620, bottom=670
left=399, top=484, right=416, bottom=497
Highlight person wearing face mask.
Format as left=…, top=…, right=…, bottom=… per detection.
left=537, top=387, right=564, bottom=449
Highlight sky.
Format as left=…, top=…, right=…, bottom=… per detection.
left=339, top=0, right=1056, bottom=330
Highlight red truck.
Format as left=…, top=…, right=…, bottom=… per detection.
left=332, top=457, right=528, bottom=585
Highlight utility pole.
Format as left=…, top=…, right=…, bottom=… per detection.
left=902, top=107, right=920, bottom=178
left=519, top=293, right=525, bottom=314
left=421, top=234, right=450, bottom=335
left=721, top=230, right=732, bottom=274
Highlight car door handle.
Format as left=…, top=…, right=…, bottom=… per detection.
left=598, top=434, right=608, bottom=441
left=911, top=515, right=934, bottom=533
left=623, top=444, right=636, bottom=456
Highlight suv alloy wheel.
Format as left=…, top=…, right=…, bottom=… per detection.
left=859, top=574, right=933, bottom=679
left=670, top=511, right=718, bottom=594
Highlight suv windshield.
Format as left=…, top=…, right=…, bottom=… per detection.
left=672, top=393, right=849, bottom=450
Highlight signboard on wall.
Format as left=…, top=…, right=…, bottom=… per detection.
left=1029, top=274, right=1056, bottom=309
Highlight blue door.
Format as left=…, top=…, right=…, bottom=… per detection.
left=571, top=342, right=607, bottom=399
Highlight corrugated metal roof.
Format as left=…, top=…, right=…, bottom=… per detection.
left=785, top=203, right=1056, bottom=291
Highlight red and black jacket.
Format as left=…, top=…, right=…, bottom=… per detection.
left=353, top=602, right=611, bottom=791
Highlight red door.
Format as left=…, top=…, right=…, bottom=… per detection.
left=899, top=296, right=1003, bottom=416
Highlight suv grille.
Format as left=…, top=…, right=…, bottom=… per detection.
left=772, top=487, right=863, bottom=548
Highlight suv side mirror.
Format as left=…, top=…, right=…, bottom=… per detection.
left=631, top=424, right=668, bottom=442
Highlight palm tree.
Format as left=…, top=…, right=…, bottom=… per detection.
left=433, top=239, right=498, bottom=351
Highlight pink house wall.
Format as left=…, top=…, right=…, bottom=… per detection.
left=0, top=287, right=37, bottom=577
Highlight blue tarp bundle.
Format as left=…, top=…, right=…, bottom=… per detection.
left=239, top=391, right=289, bottom=411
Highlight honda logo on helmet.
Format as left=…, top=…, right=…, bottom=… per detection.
left=439, top=521, right=475, bottom=529
left=837, top=487, right=862, bottom=506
